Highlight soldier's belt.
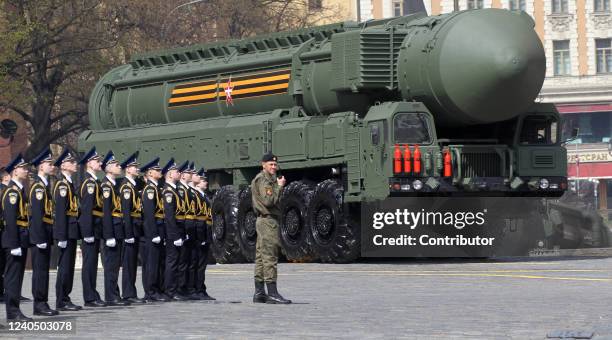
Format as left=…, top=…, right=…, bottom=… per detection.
left=67, top=211, right=78, bottom=217
left=154, top=213, right=164, bottom=219
left=43, top=217, right=54, bottom=224
left=195, top=216, right=208, bottom=221
left=185, top=215, right=196, bottom=220
left=112, top=212, right=123, bottom=218
left=17, top=220, right=29, bottom=228
left=176, top=215, right=186, bottom=220
left=93, top=210, right=104, bottom=217
left=130, top=212, right=142, bottom=218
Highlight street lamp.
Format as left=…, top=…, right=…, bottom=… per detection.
left=0, top=119, right=17, bottom=146
left=161, top=0, right=209, bottom=39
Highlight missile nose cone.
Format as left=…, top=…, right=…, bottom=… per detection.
left=496, top=49, right=529, bottom=80
left=431, top=9, right=546, bottom=125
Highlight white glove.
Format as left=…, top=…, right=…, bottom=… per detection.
left=84, top=237, right=95, bottom=243
left=10, top=248, right=22, bottom=256
left=105, top=238, right=116, bottom=247
left=152, top=236, right=161, bottom=244
left=125, top=238, right=135, bottom=244
left=173, top=238, right=183, bottom=247
left=201, top=241, right=207, bottom=246
left=58, top=240, right=68, bottom=248
left=36, top=243, right=47, bottom=249
left=185, top=234, right=189, bottom=240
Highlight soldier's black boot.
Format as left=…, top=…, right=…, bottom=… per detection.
left=265, top=282, right=291, bottom=304
left=253, top=280, right=267, bottom=303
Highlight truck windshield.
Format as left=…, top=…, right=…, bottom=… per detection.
left=393, top=113, right=430, bottom=144
left=519, top=115, right=558, bottom=145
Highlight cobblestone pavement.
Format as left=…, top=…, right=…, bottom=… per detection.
left=2, top=257, right=612, bottom=339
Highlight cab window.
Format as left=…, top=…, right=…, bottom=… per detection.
left=393, top=113, right=430, bottom=144
left=520, top=115, right=558, bottom=145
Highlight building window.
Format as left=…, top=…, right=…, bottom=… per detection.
left=595, top=0, right=611, bottom=12
left=308, top=0, right=322, bottom=10
left=552, top=0, right=568, bottom=13
left=553, top=40, right=571, bottom=76
left=467, top=0, right=483, bottom=9
left=509, top=0, right=526, bottom=11
left=393, top=0, right=403, bottom=16
left=596, top=39, right=612, bottom=74
left=562, top=112, right=612, bottom=144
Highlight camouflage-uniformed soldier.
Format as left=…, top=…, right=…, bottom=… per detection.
left=78, top=147, right=106, bottom=307
left=100, top=151, right=129, bottom=306
left=2, top=154, right=33, bottom=321
left=0, top=167, right=10, bottom=304
left=140, top=158, right=168, bottom=302
left=162, top=159, right=188, bottom=301
left=28, top=147, right=59, bottom=316
left=191, top=167, right=215, bottom=300
left=251, top=152, right=291, bottom=304
left=52, top=149, right=83, bottom=311
left=179, top=162, right=199, bottom=299
left=119, top=152, right=146, bottom=304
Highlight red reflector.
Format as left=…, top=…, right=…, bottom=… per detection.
left=392, top=183, right=401, bottom=190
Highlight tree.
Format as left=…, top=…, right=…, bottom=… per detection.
left=0, top=0, right=339, bottom=158
left=0, top=0, right=132, bottom=158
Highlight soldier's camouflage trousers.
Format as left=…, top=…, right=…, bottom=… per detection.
left=254, top=217, right=280, bottom=283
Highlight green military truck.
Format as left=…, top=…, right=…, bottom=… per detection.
left=79, top=9, right=568, bottom=263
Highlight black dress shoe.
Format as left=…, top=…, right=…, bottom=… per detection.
left=170, top=294, right=188, bottom=301
left=107, top=299, right=130, bottom=306
left=84, top=300, right=107, bottom=307
left=7, top=313, right=33, bottom=322
left=57, top=302, right=82, bottom=311
left=20, top=296, right=31, bottom=302
left=187, top=293, right=201, bottom=300
left=153, top=294, right=170, bottom=302
left=124, top=297, right=146, bottom=304
left=34, top=307, right=59, bottom=316
left=198, top=292, right=216, bottom=301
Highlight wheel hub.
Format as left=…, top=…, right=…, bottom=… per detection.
left=243, top=210, right=257, bottom=246
left=314, top=207, right=334, bottom=243
left=284, top=208, right=301, bottom=241
left=213, top=215, right=226, bottom=241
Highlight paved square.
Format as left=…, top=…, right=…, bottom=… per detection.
left=2, top=257, right=612, bottom=339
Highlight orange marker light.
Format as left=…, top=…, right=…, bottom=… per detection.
left=413, top=145, right=421, bottom=174
left=393, top=144, right=402, bottom=174
left=443, top=149, right=452, bottom=177
left=403, top=145, right=411, bottom=174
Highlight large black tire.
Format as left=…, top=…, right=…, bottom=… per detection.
left=236, top=188, right=257, bottom=262
left=210, top=185, right=246, bottom=264
left=490, top=214, right=547, bottom=256
left=306, top=179, right=360, bottom=263
left=280, top=181, right=317, bottom=262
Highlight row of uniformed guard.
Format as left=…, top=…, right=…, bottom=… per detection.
left=0, top=147, right=215, bottom=321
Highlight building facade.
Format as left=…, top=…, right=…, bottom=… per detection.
left=319, top=0, right=612, bottom=218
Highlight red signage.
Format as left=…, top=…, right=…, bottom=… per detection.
left=556, top=103, right=612, bottom=114
left=568, top=162, right=612, bottom=179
